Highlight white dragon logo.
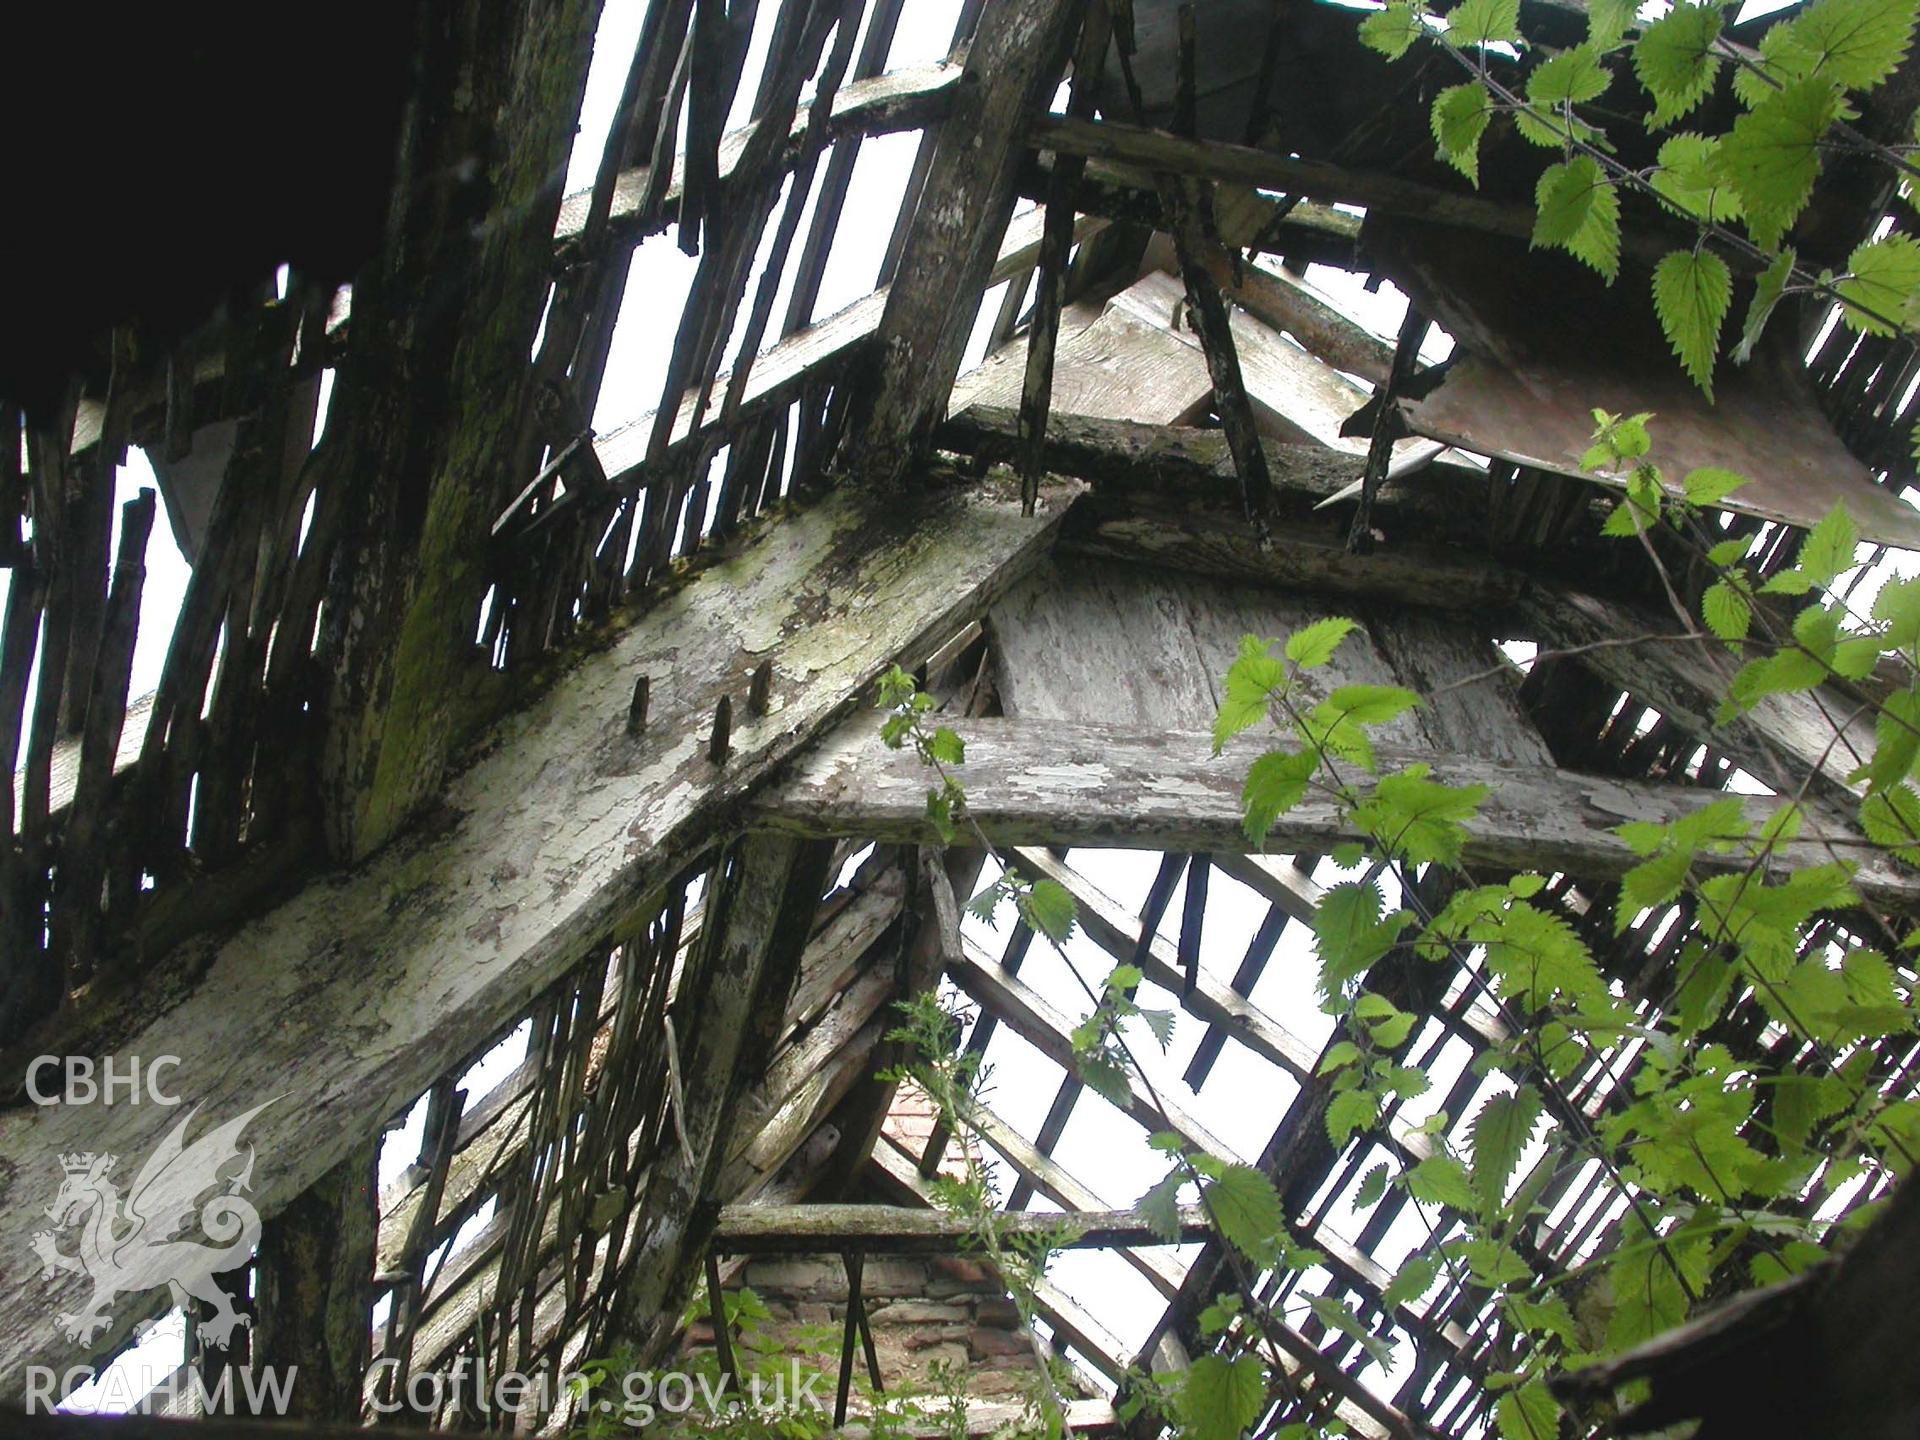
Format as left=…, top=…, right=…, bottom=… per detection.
left=30, top=1101, right=271, bottom=1350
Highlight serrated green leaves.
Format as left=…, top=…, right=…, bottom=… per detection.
left=1382, top=1252, right=1442, bottom=1309
left=1530, top=44, right=1613, bottom=106
left=1651, top=134, right=1743, bottom=222
left=1206, top=1164, right=1288, bottom=1263
left=1684, top=466, right=1748, bottom=507
left=1286, top=616, right=1358, bottom=669
left=1178, top=1354, right=1267, bottom=1440
left=1495, top=1381, right=1564, bottom=1440
left=1350, top=764, right=1491, bottom=867
left=1652, top=248, right=1732, bottom=397
left=1214, top=634, right=1288, bottom=753
left=1361, top=0, right=1426, bottom=58
left=1587, top=0, right=1640, bottom=49
left=1313, top=880, right=1410, bottom=995
left=1471, top=1085, right=1546, bottom=1206
left=1137, top=1168, right=1185, bottom=1243
left=1633, top=4, right=1725, bottom=125
left=1717, top=77, right=1844, bottom=249
left=1405, top=1153, right=1480, bottom=1211
left=1022, top=878, right=1078, bottom=944
left=1242, top=747, right=1319, bottom=848
left=1533, top=155, right=1621, bottom=282
left=1799, top=503, right=1860, bottom=587
left=1762, top=0, right=1919, bottom=95
left=1446, top=0, right=1522, bottom=47
left=1702, top=578, right=1752, bottom=642
left=1735, top=246, right=1797, bottom=363
left=1431, top=83, right=1495, bottom=185
left=1838, top=232, right=1920, bottom=335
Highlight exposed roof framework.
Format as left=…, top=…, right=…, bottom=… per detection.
left=3, top=0, right=1920, bottom=1436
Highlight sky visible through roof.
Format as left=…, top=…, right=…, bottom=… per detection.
left=40, top=0, right=1916, bottom=1417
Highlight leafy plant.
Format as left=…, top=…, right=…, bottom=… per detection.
left=1357, top=0, right=1920, bottom=453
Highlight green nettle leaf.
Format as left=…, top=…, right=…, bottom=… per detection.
left=1178, top=1353, right=1268, bottom=1440
left=1861, top=782, right=1920, bottom=862
left=1023, top=878, right=1078, bottom=944
left=1684, top=466, right=1749, bottom=507
left=1214, top=634, right=1288, bottom=753
left=1779, top=0, right=1919, bottom=92
left=1382, top=1252, right=1442, bottom=1309
left=1633, top=3, right=1725, bottom=125
left=1206, top=1164, right=1289, bottom=1262
left=1651, top=134, right=1743, bottom=223
left=1737, top=17, right=1824, bottom=107
left=1734, top=247, right=1797, bottom=363
left=927, top=726, right=966, bottom=766
left=1405, top=1154, right=1481, bottom=1213
left=1286, top=616, right=1359, bottom=670
left=1351, top=765, right=1492, bottom=867
left=1716, top=77, right=1843, bottom=248
left=1313, top=880, right=1410, bottom=993
left=1702, top=577, right=1752, bottom=642
left=1798, top=503, right=1859, bottom=586
left=1587, top=0, right=1640, bottom=49
left=1355, top=1162, right=1392, bottom=1208
left=1242, top=747, right=1319, bottom=848
left=1327, top=1087, right=1381, bottom=1146
left=1471, top=1085, right=1546, bottom=1206
left=1838, top=232, right=1920, bottom=335
left=1652, top=248, right=1733, bottom=398
left=1326, top=683, right=1422, bottom=726
left=1495, top=1380, right=1565, bottom=1440
left=1479, top=900, right=1612, bottom=1010
left=1306, top=1294, right=1395, bottom=1368
left=1432, top=84, right=1496, bottom=186
left=1138, top=1006, right=1178, bottom=1051
left=1447, top=0, right=1522, bottom=47
left=1361, top=0, right=1426, bottom=58
left=1529, top=43, right=1613, bottom=106
left=1533, top=156, right=1622, bottom=282
left=1137, top=1169, right=1186, bottom=1243
left=1505, top=1292, right=1581, bottom=1346
left=1619, top=845, right=1695, bottom=928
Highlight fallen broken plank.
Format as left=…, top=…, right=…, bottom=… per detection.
left=754, top=716, right=1920, bottom=908
left=710, top=1201, right=1213, bottom=1253
left=0, top=474, right=1076, bottom=1397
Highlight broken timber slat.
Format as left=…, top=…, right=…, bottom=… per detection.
left=553, top=62, right=965, bottom=252
left=1522, top=587, right=1872, bottom=805
left=754, top=716, right=1920, bottom=908
left=0, top=475, right=1075, bottom=1396
left=709, top=1201, right=1213, bottom=1253
left=608, top=832, right=835, bottom=1357
left=592, top=207, right=1106, bottom=489
left=846, top=0, right=1085, bottom=486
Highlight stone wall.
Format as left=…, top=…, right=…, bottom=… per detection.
left=685, top=1250, right=1049, bottom=1411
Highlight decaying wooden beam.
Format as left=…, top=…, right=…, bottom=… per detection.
left=755, top=716, right=1920, bottom=907
left=0, top=475, right=1074, bottom=1396
left=710, top=1201, right=1212, bottom=1253
left=1522, top=587, right=1872, bottom=805
left=1032, top=113, right=1548, bottom=248
left=252, top=1139, right=380, bottom=1424
left=606, top=833, right=834, bottom=1360
left=845, top=0, right=1085, bottom=487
